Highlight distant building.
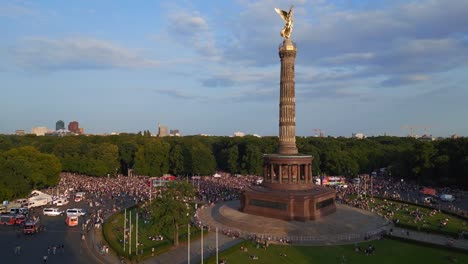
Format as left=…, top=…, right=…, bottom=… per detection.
left=31, top=126, right=49, bottom=136
left=419, top=134, right=434, bottom=141
left=56, top=120, right=65, bottom=131
left=79, top=128, right=84, bottom=135
left=157, top=124, right=169, bottom=137
left=352, top=133, right=365, bottom=139
left=68, top=121, right=80, bottom=134
left=169, top=129, right=181, bottom=137
left=15, top=130, right=26, bottom=136
left=451, top=134, right=459, bottom=139
left=233, top=131, right=246, bottom=137
left=45, top=129, right=73, bottom=137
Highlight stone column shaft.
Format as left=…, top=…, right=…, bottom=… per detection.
left=278, top=39, right=298, bottom=154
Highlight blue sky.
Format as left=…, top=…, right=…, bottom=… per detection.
left=1, top=0, right=467, bottom=137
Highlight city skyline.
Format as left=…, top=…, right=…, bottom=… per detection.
left=1, top=0, right=468, bottom=137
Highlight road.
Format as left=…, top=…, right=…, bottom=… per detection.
left=0, top=211, right=96, bottom=263
left=0, top=194, right=134, bottom=264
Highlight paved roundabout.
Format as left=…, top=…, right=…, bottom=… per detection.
left=197, top=200, right=392, bottom=245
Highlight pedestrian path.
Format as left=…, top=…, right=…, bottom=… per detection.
left=390, top=227, right=468, bottom=251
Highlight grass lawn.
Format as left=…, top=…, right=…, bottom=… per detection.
left=103, top=207, right=203, bottom=260
left=206, top=239, right=468, bottom=264
left=365, top=197, right=467, bottom=236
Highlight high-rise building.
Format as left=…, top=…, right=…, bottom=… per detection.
left=68, top=121, right=80, bottom=134
left=56, top=120, right=65, bottom=131
left=31, top=126, right=49, bottom=136
left=157, top=124, right=169, bottom=137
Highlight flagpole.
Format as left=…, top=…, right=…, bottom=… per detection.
left=129, top=211, right=132, bottom=255
left=136, top=211, right=138, bottom=254
left=124, top=209, right=126, bottom=252
left=188, top=224, right=190, bottom=264
left=201, top=225, right=204, bottom=264
left=216, top=227, right=219, bottom=264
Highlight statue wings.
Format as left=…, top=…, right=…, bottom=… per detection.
left=275, top=5, right=293, bottom=22
left=275, top=5, right=294, bottom=39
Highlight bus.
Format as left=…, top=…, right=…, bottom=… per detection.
left=322, top=176, right=346, bottom=187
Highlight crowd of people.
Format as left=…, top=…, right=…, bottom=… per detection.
left=195, top=172, right=261, bottom=203
left=334, top=177, right=467, bottom=217
left=58, top=173, right=152, bottom=204
left=34, top=171, right=465, bottom=254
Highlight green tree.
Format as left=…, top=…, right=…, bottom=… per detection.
left=0, top=146, right=61, bottom=200
left=169, top=144, right=185, bottom=176
left=227, top=145, right=239, bottom=174
left=148, top=181, right=196, bottom=246
left=134, top=140, right=170, bottom=176
left=119, top=141, right=138, bottom=175
left=241, top=144, right=262, bottom=175
left=411, top=141, right=437, bottom=182
left=189, top=142, right=216, bottom=175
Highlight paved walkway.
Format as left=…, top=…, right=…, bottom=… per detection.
left=198, top=201, right=392, bottom=245
left=390, top=227, right=468, bottom=251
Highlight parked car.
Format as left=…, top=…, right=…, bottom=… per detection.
left=440, top=194, right=456, bottom=202
left=43, top=208, right=64, bottom=216
left=15, top=215, right=27, bottom=225
left=10, top=208, right=28, bottom=215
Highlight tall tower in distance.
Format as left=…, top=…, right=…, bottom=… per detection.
left=68, top=121, right=80, bottom=134
left=278, top=38, right=298, bottom=155
left=56, top=120, right=65, bottom=131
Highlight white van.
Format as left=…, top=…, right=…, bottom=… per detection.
left=53, top=199, right=69, bottom=206
left=66, top=208, right=86, bottom=217
left=43, top=208, right=64, bottom=216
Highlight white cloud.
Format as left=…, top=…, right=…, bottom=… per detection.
left=13, top=37, right=158, bottom=71
left=166, top=10, right=221, bottom=60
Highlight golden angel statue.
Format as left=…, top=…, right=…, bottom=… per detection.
left=275, top=5, right=294, bottom=39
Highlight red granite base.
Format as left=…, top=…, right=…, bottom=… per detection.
left=240, top=185, right=336, bottom=221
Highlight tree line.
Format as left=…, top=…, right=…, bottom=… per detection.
left=0, top=134, right=467, bottom=200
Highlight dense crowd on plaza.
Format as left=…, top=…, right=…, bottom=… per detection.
left=195, top=172, right=261, bottom=203
left=39, top=171, right=465, bottom=247
left=58, top=173, right=152, bottom=203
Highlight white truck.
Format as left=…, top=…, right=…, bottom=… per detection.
left=27, top=198, right=49, bottom=208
